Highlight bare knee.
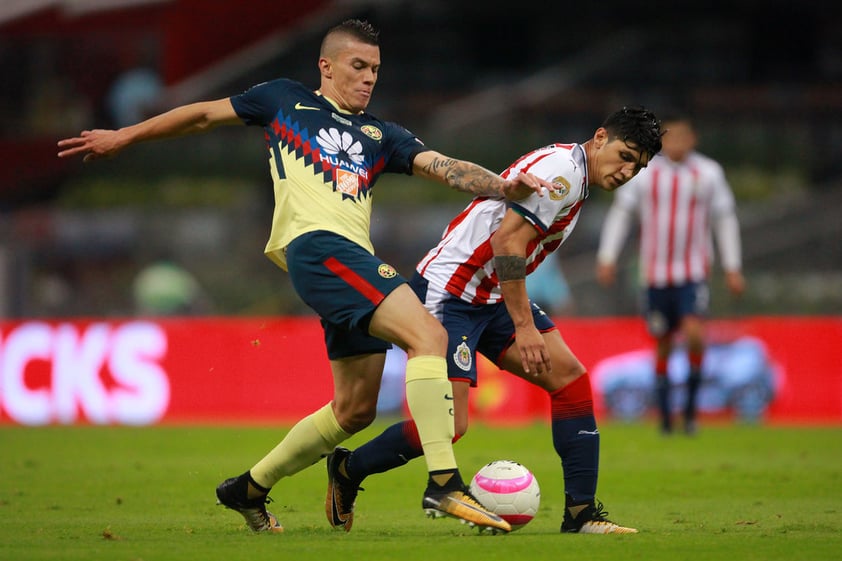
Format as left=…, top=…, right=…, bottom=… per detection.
left=409, top=318, right=448, bottom=357
left=541, top=358, right=586, bottom=392
left=333, top=401, right=377, bottom=434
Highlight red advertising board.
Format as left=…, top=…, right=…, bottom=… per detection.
left=1, top=317, right=840, bottom=425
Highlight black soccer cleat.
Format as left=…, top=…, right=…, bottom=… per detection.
left=325, top=446, right=364, bottom=532
left=216, top=476, right=283, bottom=533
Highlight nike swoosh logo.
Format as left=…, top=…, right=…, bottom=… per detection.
left=295, top=102, right=320, bottom=111
left=330, top=489, right=349, bottom=525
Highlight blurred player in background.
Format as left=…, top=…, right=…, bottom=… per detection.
left=325, top=107, right=663, bottom=534
left=596, top=112, right=745, bottom=435
left=58, top=19, right=552, bottom=534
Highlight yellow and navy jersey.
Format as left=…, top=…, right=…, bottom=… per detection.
left=230, top=78, right=430, bottom=270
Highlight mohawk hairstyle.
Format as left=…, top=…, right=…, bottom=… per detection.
left=322, top=19, right=380, bottom=53
left=602, top=106, right=664, bottom=159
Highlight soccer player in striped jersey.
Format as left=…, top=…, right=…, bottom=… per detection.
left=596, top=112, right=745, bottom=435
left=57, top=19, right=553, bottom=534
left=326, top=107, right=663, bottom=534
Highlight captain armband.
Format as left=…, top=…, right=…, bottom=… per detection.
left=494, top=255, right=527, bottom=283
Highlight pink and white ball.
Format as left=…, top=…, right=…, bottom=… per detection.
left=469, top=460, right=540, bottom=531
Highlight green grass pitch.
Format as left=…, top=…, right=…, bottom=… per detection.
left=2, top=420, right=841, bottom=561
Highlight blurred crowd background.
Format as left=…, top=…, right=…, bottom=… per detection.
left=2, top=0, right=840, bottom=319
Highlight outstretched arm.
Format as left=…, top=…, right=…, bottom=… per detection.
left=412, top=150, right=549, bottom=200
left=490, top=209, right=552, bottom=376
left=57, top=98, right=241, bottom=162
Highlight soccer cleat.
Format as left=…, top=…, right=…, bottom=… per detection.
left=561, top=500, right=637, bottom=534
left=325, top=446, right=364, bottom=532
left=423, top=487, right=512, bottom=534
left=216, top=476, right=283, bottom=533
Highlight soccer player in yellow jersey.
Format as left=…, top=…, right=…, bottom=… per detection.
left=58, top=19, right=552, bottom=534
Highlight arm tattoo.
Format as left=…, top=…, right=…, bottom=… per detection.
left=424, top=157, right=504, bottom=196
left=421, top=156, right=458, bottom=176
left=494, top=255, right=527, bottom=283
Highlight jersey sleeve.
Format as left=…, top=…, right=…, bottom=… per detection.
left=229, top=79, right=290, bottom=127
left=508, top=150, right=581, bottom=233
left=381, top=121, right=431, bottom=175
left=597, top=200, right=635, bottom=265
left=705, top=157, right=741, bottom=271
left=707, top=160, right=737, bottom=216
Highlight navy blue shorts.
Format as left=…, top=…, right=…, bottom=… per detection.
left=643, top=282, right=709, bottom=337
left=286, top=231, right=407, bottom=359
left=410, top=273, right=556, bottom=386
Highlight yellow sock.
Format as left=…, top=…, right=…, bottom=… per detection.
left=250, top=402, right=350, bottom=489
left=404, top=355, right=457, bottom=473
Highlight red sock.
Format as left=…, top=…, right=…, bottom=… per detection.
left=550, top=373, right=594, bottom=420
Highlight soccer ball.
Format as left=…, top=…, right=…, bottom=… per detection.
left=469, top=460, right=540, bottom=531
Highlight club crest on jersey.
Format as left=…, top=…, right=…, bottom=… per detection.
left=377, top=264, right=397, bottom=279
left=361, top=125, right=382, bottom=140
left=452, top=341, right=472, bottom=372
left=549, top=176, right=571, bottom=200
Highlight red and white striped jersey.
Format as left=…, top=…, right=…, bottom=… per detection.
left=417, top=143, right=589, bottom=305
left=597, top=151, right=741, bottom=287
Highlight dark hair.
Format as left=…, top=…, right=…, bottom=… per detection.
left=601, top=106, right=664, bottom=159
left=323, top=19, right=380, bottom=47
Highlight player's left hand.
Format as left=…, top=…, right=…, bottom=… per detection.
left=501, top=172, right=551, bottom=201
left=725, top=270, right=746, bottom=297
left=514, top=325, right=552, bottom=377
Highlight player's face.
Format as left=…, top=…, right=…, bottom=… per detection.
left=660, top=120, right=696, bottom=163
left=594, top=134, right=650, bottom=191
left=319, top=37, right=380, bottom=114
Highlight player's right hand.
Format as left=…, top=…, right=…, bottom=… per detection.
left=57, top=129, right=124, bottom=162
left=502, top=172, right=552, bottom=201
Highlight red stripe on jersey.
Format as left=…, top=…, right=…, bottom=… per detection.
left=666, top=171, right=680, bottom=286
left=552, top=201, right=583, bottom=233
left=523, top=200, right=582, bottom=269
left=443, top=198, right=486, bottom=238
left=525, top=237, right=556, bottom=275
left=700, top=177, right=711, bottom=276
left=469, top=200, right=584, bottom=305
left=364, top=156, right=386, bottom=189
left=683, top=167, right=699, bottom=281
left=445, top=238, right=494, bottom=299
left=472, top=274, right=500, bottom=304
left=502, top=144, right=571, bottom=177
left=417, top=198, right=487, bottom=278
left=323, top=257, right=386, bottom=306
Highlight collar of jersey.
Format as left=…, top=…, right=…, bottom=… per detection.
left=315, top=90, right=362, bottom=116
left=573, top=143, right=590, bottom=200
